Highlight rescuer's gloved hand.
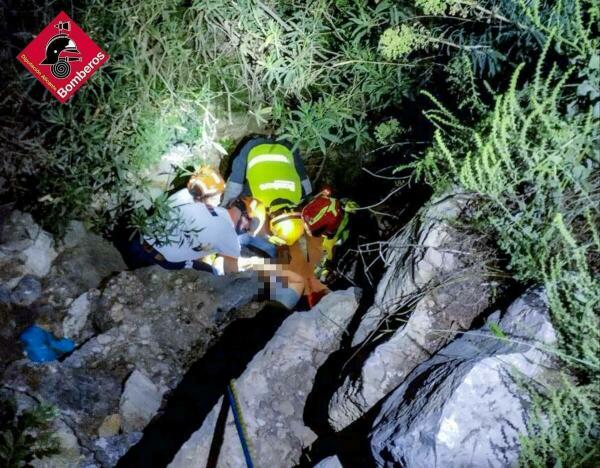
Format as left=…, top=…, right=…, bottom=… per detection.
left=315, top=260, right=333, bottom=284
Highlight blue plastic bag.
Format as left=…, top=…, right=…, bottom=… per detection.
left=20, top=325, right=76, bottom=363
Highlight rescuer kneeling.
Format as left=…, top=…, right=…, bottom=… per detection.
left=302, top=190, right=373, bottom=290
left=122, top=165, right=304, bottom=310
left=221, top=136, right=312, bottom=253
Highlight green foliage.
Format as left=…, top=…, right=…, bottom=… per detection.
left=520, top=379, right=600, bottom=467
left=378, top=25, right=428, bottom=59
left=415, top=0, right=454, bottom=16
left=518, top=0, right=598, bottom=59
left=193, top=0, right=409, bottom=152
left=379, top=0, right=552, bottom=77
left=415, top=26, right=600, bottom=463
left=6, top=0, right=580, bottom=233
left=5, top=0, right=425, bottom=233
left=446, top=53, right=486, bottom=113
left=32, top=0, right=227, bottom=232
left=0, top=399, right=60, bottom=467
left=374, top=119, right=404, bottom=145
left=489, top=322, right=507, bottom=341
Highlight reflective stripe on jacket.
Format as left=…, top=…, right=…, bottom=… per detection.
left=246, top=143, right=303, bottom=208
left=221, top=137, right=311, bottom=208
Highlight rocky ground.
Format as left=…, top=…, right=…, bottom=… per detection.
left=0, top=192, right=560, bottom=467
left=0, top=210, right=262, bottom=465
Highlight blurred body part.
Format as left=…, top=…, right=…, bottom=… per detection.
left=222, top=253, right=305, bottom=310
left=255, top=262, right=306, bottom=310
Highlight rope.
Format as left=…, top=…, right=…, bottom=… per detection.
left=226, top=381, right=255, bottom=468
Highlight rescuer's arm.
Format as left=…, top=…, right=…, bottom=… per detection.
left=221, top=256, right=239, bottom=273
left=293, top=148, right=313, bottom=198
left=220, top=255, right=272, bottom=274
left=221, top=144, right=252, bottom=206
left=314, top=257, right=335, bottom=284
left=314, top=231, right=343, bottom=284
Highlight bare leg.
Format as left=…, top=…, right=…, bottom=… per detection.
left=264, top=267, right=304, bottom=310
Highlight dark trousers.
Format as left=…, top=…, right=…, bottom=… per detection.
left=120, top=233, right=215, bottom=274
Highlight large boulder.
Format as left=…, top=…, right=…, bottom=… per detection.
left=169, top=288, right=360, bottom=468
left=328, top=192, right=500, bottom=431
left=2, top=267, right=261, bottom=466
left=42, top=220, right=127, bottom=312
left=370, top=288, right=557, bottom=467
left=352, top=190, right=470, bottom=345
left=0, top=210, right=58, bottom=287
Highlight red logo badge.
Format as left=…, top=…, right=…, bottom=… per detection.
left=17, top=11, right=109, bottom=104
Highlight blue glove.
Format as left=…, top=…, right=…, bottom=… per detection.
left=20, top=325, right=75, bottom=363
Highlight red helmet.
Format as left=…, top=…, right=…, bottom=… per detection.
left=302, top=191, right=343, bottom=238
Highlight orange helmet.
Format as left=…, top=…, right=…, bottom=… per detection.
left=187, top=166, right=225, bottom=202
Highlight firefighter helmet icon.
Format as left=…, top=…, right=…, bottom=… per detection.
left=39, top=20, right=82, bottom=79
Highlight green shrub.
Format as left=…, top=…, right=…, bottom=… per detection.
left=6, top=0, right=558, bottom=233
left=8, top=0, right=428, bottom=233
left=413, top=26, right=599, bottom=464
left=0, top=399, right=60, bottom=467
left=520, top=378, right=600, bottom=467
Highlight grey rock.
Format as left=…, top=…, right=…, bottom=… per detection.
left=10, top=275, right=42, bottom=306
left=0, top=284, right=11, bottom=304
left=329, top=192, right=498, bottom=431
left=314, top=455, right=343, bottom=468
left=120, top=370, right=164, bottom=433
left=92, top=432, right=142, bottom=467
left=61, top=221, right=89, bottom=249
left=370, top=288, right=557, bottom=468
left=43, top=227, right=126, bottom=310
left=62, top=292, right=92, bottom=340
left=2, top=267, right=260, bottom=466
left=353, top=190, right=469, bottom=345
left=0, top=302, right=36, bottom=369
left=169, top=288, right=360, bottom=468
left=0, top=211, right=58, bottom=286
left=0, top=387, right=38, bottom=415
